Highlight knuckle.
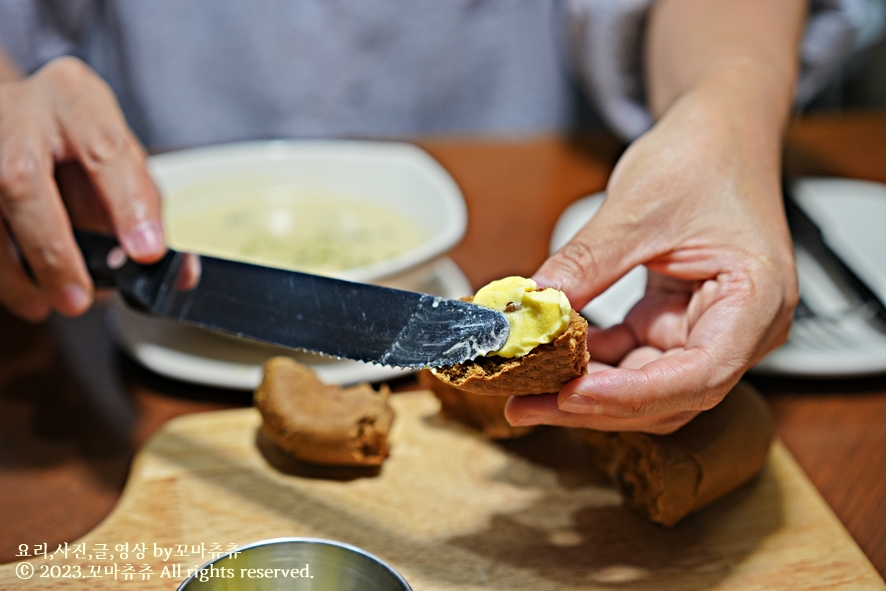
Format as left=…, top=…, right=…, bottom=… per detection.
left=41, top=56, right=117, bottom=108
left=0, top=149, right=39, bottom=201
left=628, top=402, right=647, bottom=417
left=41, top=56, right=92, bottom=88
left=616, top=396, right=649, bottom=419
left=26, top=239, right=69, bottom=278
left=552, top=240, right=600, bottom=281
left=83, top=126, right=131, bottom=167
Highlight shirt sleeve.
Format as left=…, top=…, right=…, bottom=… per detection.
left=564, top=0, right=881, bottom=141
left=0, top=0, right=95, bottom=74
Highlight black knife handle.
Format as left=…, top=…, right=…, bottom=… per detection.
left=74, top=228, right=184, bottom=313
left=74, top=229, right=120, bottom=288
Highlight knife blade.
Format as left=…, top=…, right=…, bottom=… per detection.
left=783, top=180, right=886, bottom=327
left=75, top=230, right=509, bottom=368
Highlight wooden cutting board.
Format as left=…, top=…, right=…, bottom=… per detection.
left=3, top=391, right=883, bottom=590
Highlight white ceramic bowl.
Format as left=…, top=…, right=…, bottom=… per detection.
left=149, top=139, right=467, bottom=286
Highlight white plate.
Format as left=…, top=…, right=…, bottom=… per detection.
left=550, top=178, right=886, bottom=377
left=107, top=257, right=473, bottom=389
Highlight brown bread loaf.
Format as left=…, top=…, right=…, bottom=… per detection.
left=577, top=382, right=776, bottom=526
left=254, top=357, right=394, bottom=467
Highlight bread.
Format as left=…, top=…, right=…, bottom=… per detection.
left=254, top=357, right=394, bottom=467
left=430, top=300, right=589, bottom=397
left=577, top=382, right=775, bottom=526
left=418, top=369, right=537, bottom=439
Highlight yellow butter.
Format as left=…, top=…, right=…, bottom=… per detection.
left=473, top=276, right=571, bottom=358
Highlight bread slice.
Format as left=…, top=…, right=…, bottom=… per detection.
left=254, top=357, right=394, bottom=467
left=431, top=299, right=589, bottom=396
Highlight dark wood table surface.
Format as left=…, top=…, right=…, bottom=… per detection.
left=1, top=111, right=885, bottom=580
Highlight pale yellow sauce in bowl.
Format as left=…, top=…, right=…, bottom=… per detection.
left=164, top=178, right=424, bottom=277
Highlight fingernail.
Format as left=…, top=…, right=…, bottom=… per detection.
left=532, top=272, right=576, bottom=295
left=509, top=412, right=543, bottom=427
left=61, top=284, right=91, bottom=313
left=123, top=220, right=164, bottom=259
left=559, top=394, right=599, bottom=413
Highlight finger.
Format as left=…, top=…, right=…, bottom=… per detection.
left=0, top=139, right=93, bottom=316
left=621, top=273, right=693, bottom=351
left=587, top=346, right=679, bottom=375
left=557, top=351, right=721, bottom=419
left=43, top=58, right=165, bottom=263
left=557, top=294, right=753, bottom=418
left=0, top=221, right=50, bottom=321
left=504, top=394, right=698, bottom=434
left=586, top=324, right=639, bottom=365
left=532, top=203, right=651, bottom=309
left=584, top=275, right=693, bottom=365
left=619, top=345, right=669, bottom=369
left=559, top=257, right=791, bottom=421
left=586, top=359, right=618, bottom=374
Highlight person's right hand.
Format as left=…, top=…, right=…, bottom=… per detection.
left=0, top=56, right=165, bottom=321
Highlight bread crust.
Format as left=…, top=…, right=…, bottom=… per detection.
left=254, top=357, right=394, bottom=466
left=431, top=301, right=589, bottom=396
left=577, top=382, right=775, bottom=526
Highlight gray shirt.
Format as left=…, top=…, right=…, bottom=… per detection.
left=0, top=0, right=873, bottom=148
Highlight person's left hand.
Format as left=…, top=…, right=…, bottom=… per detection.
left=504, top=83, right=798, bottom=434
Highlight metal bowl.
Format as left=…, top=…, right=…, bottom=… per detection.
left=176, top=537, right=412, bottom=591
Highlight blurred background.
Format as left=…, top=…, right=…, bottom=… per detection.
left=807, top=0, right=886, bottom=111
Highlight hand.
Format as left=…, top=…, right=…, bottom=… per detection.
left=0, top=56, right=165, bottom=321
left=505, top=83, right=798, bottom=434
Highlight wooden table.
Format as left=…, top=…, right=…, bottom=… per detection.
left=1, top=111, right=884, bottom=581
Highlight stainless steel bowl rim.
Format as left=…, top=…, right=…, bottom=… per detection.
left=175, top=536, right=412, bottom=590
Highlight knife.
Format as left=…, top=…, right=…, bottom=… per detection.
left=75, top=230, right=509, bottom=368
left=783, top=181, right=886, bottom=326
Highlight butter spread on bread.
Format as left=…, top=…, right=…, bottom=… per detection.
left=430, top=277, right=588, bottom=397
left=473, top=276, right=571, bottom=357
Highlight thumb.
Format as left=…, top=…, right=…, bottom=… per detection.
left=532, top=207, right=647, bottom=310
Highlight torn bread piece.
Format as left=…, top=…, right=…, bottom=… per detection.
left=577, top=382, right=776, bottom=527
left=418, top=369, right=537, bottom=439
left=430, top=276, right=589, bottom=396
left=255, top=357, right=394, bottom=467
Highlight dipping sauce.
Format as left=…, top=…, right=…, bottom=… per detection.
left=165, top=179, right=424, bottom=275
